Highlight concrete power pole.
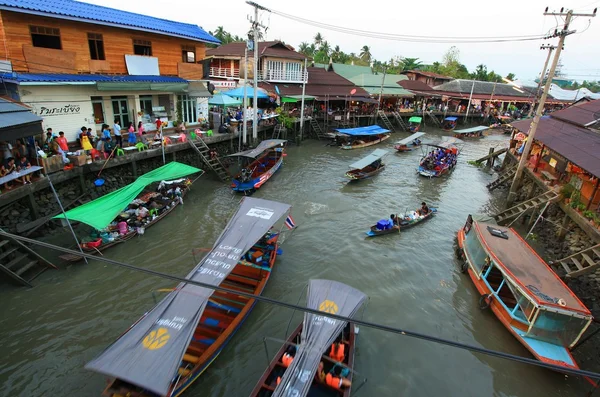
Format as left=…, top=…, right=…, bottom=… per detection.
left=247, top=1, right=269, bottom=144
left=507, top=8, right=596, bottom=206
left=527, top=45, right=555, bottom=118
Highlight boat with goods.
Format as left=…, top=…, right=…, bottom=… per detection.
left=345, top=149, right=388, bottom=181
left=417, top=137, right=462, bottom=178
left=408, top=116, right=422, bottom=132
left=55, top=162, right=202, bottom=262
left=456, top=215, right=593, bottom=372
left=250, top=279, right=367, bottom=397
left=335, top=125, right=391, bottom=150
left=366, top=205, right=437, bottom=237
left=393, top=132, right=425, bottom=152
left=86, top=197, right=294, bottom=397
left=229, top=139, right=287, bottom=194
left=442, top=116, right=458, bottom=131
left=453, top=126, right=489, bottom=139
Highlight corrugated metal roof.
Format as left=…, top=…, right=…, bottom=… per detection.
left=512, top=117, right=600, bottom=178
left=349, top=73, right=412, bottom=97
left=397, top=80, right=436, bottom=91
left=329, top=63, right=372, bottom=80
left=1, top=73, right=188, bottom=84
left=0, top=98, right=42, bottom=130
left=551, top=99, right=600, bottom=127
left=206, top=41, right=306, bottom=60
left=435, top=79, right=536, bottom=98
left=0, top=0, right=219, bottom=43
left=403, top=70, right=453, bottom=80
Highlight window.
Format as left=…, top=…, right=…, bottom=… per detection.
left=140, top=96, right=153, bottom=117
left=133, top=39, right=152, bottom=56
left=177, top=95, right=197, bottom=124
left=182, top=45, right=196, bottom=63
left=30, top=26, right=61, bottom=49
left=91, top=96, right=105, bottom=124
left=286, top=62, right=302, bottom=81
left=88, top=33, right=105, bottom=60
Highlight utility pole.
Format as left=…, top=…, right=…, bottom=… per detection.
left=247, top=1, right=269, bottom=145
left=464, top=80, right=475, bottom=123
left=376, top=67, right=387, bottom=113
left=242, top=43, right=249, bottom=149
left=528, top=44, right=555, bottom=118
left=299, top=57, right=308, bottom=143
left=507, top=8, right=596, bottom=206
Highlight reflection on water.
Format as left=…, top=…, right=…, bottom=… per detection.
left=0, top=129, right=589, bottom=396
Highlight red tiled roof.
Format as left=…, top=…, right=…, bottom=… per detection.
left=404, top=70, right=453, bottom=80
left=512, top=117, right=600, bottom=178
left=259, top=67, right=369, bottom=98
left=206, top=41, right=307, bottom=60
left=550, top=99, right=600, bottom=127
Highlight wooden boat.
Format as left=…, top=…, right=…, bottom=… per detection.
left=86, top=198, right=294, bottom=397
left=335, top=125, right=391, bottom=150
left=456, top=215, right=593, bottom=371
left=366, top=208, right=437, bottom=237
left=250, top=279, right=367, bottom=397
left=442, top=116, right=458, bottom=131
left=417, top=138, right=462, bottom=178
left=408, top=116, right=422, bottom=132
left=453, top=126, right=489, bottom=139
left=394, top=132, right=425, bottom=152
left=345, top=149, right=388, bottom=181
left=229, top=139, right=287, bottom=193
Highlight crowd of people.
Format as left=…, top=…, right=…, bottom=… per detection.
left=420, top=147, right=458, bottom=173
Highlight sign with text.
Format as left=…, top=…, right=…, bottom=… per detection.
left=36, top=104, right=81, bottom=117
left=211, top=80, right=236, bottom=89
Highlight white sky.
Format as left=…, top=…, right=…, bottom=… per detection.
left=84, top=0, right=600, bottom=82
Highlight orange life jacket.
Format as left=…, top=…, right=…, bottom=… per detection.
left=276, top=376, right=281, bottom=386
left=329, top=343, right=345, bottom=362
left=325, top=373, right=341, bottom=389
left=266, top=235, right=278, bottom=245
left=282, top=353, right=293, bottom=367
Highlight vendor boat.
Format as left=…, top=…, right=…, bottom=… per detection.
left=229, top=139, right=287, bottom=194
left=86, top=197, right=294, bottom=397
left=394, top=132, right=425, bottom=152
left=366, top=208, right=437, bottom=237
left=442, top=116, right=458, bottom=131
left=55, top=162, right=202, bottom=262
left=345, top=149, right=388, bottom=181
left=250, top=279, right=367, bottom=397
left=456, top=215, right=593, bottom=372
left=335, top=125, right=391, bottom=150
left=417, top=138, right=462, bottom=178
left=453, top=126, right=488, bottom=139
left=408, top=116, right=422, bottom=132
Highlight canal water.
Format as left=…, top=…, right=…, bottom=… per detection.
left=0, top=128, right=592, bottom=396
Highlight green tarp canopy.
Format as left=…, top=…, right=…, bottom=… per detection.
left=54, top=162, right=202, bottom=230
left=281, top=97, right=298, bottom=103
left=409, top=116, right=422, bottom=123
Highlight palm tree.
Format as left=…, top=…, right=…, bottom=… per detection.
left=400, top=57, right=423, bottom=72
left=320, top=41, right=331, bottom=56
left=314, top=32, right=323, bottom=46
left=298, top=42, right=311, bottom=56
left=359, top=45, right=371, bottom=63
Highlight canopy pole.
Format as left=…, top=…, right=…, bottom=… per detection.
left=160, top=124, right=165, bottom=165
left=464, top=80, right=475, bottom=124
left=252, top=8, right=259, bottom=144
left=299, top=57, right=307, bottom=143
left=47, top=174, right=88, bottom=264
left=284, top=284, right=308, bottom=339
left=242, top=44, right=249, bottom=147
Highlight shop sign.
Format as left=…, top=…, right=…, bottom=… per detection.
left=211, top=80, right=236, bottom=89
left=37, top=104, right=81, bottom=117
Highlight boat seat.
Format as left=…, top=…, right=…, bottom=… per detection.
left=192, top=336, right=215, bottom=345
left=178, top=368, right=191, bottom=377
left=183, top=353, right=200, bottom=364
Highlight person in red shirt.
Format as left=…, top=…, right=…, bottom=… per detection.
left=55, top=131, right=69, bottom=152
left=155, top=118, right=162, bottom=131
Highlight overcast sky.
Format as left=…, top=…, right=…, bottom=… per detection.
left=85, top=0, right=600, bottom=82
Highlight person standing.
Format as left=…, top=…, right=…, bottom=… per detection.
left=55, top=131, right=69, bottom=152
left=127, top=122, right=136, bottom=146
left=113, top=119, right=122, bottom=148
left=137, top=121, right=148, bottom=144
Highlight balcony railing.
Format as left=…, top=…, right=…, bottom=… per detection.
left=262, top=69, right=308, bottom=83
left=209, top=67, right=240, bottom=79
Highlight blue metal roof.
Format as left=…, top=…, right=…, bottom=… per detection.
left=335, top=125, right=390, bottom=136
left=0, top=73, right=188, bottom=84
left=0, top=0, right=220, bottom=44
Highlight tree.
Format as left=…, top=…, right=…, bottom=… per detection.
left=298, top=42, right=312, bottom=57
left=472, top=64, right=488, bottom=81
left=320, top=41, right=331, bottom=56
left=359, top=45, right=372, bottom=63
left=440, top=46, right=464, bottom=78
left=314, top=32, right=323, bottom=46
left=400, top=57, right=423, bottom=72
left=505, top=73, right=516, bottom=81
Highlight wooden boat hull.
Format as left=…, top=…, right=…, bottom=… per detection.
left=231, top=152, right=284, bottom=193
left=345, top=164, right=385, bottom=180
left=341, top=134, right=390, bottom=150
left=417, top=165, right=454, bottom=178
left=249, top=322, right=356, bottom=397
left=366, top=209, right=436, bottom=237
left=456, top=229, right=580, bottom=371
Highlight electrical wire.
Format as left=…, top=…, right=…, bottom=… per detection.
left=1, top=230, right=600, bottom=382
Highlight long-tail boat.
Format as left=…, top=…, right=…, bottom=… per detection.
left=442, top=116, right=458, bottom=131
left=345, top=149, right=388, bottom=181
left=250, top=279, right=367, bottom=397
left=453, top=126, right=489, bottom=139
left=55, top=162, right=202, bottom=262
left=417, top=138, right=462, bottom=178
left=229, top=139, right=287, bottom=194
left=456, top=215, right=593, bottom=371
left=408, top=116, right=422, bottom=132
left=335, top=125, right=391, bottom=150
left=86, top=197, right=294, bottom=397
left=366, top=207, right=437, bottom=237
left=393, top=132, right=425, bottom=152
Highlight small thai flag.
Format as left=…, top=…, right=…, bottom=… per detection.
left=284, top=215, right=296, bottom=229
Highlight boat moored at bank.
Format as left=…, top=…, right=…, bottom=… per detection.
left=229, top=139, right=287, bottom=194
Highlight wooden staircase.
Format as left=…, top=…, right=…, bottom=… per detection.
left=272, top=124, right=286, bottom=139
left=188, top=137, right=230, bottom=182
left=308, top=118, right=328, bottom=140
left=377, top=110, right=395, bottom=132
left=555, top=244, right=600, bottom=278
left=487, top=165, right=517, bottom=191
left=426, top=111, right=443, bottom=128
left=391, top=111, right=409, bottom=131
left=0, top=236, right=56, bottom=287
left=492, top=190, right=560, bottom=225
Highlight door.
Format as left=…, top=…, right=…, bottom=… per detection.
left=111, top=97, right=130, bottom=127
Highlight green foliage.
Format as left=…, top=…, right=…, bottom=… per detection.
left=583, top=210, right=595, bottom=219
left=528, top=233, right=538, bottom=242
left=208, top=26, right=244, bottom=48
left=275, top=108, right=294, bottom=129
left=560, top=183, right=575, bottom=198
left=577, top=203, right=586, bottom=211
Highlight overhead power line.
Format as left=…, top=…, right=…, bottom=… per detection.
left=1, top=230, right=600, bottom=383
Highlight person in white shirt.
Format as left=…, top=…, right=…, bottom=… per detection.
left=113, top=120, right=122, bottom=148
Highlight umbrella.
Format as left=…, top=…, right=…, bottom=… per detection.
left=208, top=93, right=242, bottom=106
left=224, top=86, right=269, bottom=99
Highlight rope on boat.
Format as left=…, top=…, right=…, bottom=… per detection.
left=3, top=230, right=600, bottom=382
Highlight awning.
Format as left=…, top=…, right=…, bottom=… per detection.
left=273, top=280, right=367, bottom=397
left=0, top=98, right=43, bottom=140
left=453, top=126, right=490, bottom=134
left=349, top=148, right=389, bottom=170
left=281, top=97, right=298, bottom=103
left=96, top=82, right=188, bottom=92
left=227, top=139, right=287, bottom=158
left=287, top=94, right=316, bottom=101
left=54, top=162, right=202, bottom=230
left=444, top=117, right=458, bottom=121
left=335, top=125, right=390, bottom=136
left=186, top=81, right=211, bottom=97
left=408, top=116, right=422, bottom=123
left=395, top=132, right=425, bottom=146
left=354, top=97, right=379, bottom=104
left=86, top=197, right=292, bottom=396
